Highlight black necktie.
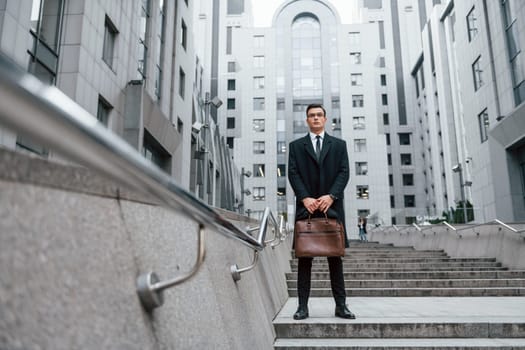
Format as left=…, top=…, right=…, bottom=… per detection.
left=315, top=135, right=321, bottom=160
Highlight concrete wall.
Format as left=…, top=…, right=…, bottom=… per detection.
left=370, top=223, right=525, bottom=269
left=0, top=148, right=292, bottom=350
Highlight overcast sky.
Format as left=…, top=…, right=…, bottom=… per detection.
left=252, top=0, right=356, bottom=27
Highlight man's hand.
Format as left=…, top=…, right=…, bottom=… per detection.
left=316, top=195, right=334, bottom=213
left=302, top=197, right=319, bottom=214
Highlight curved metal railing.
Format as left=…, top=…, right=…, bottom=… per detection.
left=0, top=53, right=289, bottom=312
left=374, top=219, right=525, bottom=239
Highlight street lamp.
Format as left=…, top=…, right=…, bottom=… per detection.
left=239, top=167, right=251, bottom=214
left=452, top=163, right=468, bottom=223
left=202, top=93, right=222, bottom=205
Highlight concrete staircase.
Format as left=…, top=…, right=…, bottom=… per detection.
left=273, top=240, right=525, bottom=349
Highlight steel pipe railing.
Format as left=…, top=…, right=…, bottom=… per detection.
left=0, top=53, right=289, bottom=312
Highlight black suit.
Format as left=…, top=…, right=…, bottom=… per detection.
left=288, top=133, right=350, bottom=306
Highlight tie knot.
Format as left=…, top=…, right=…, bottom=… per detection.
left=316, top=135, right=321, bottom=140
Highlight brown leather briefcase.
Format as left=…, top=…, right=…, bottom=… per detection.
left=294, top=213, right=345, bottom=257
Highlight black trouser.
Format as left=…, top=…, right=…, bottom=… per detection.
left=297, top=256, right=346, bottom=306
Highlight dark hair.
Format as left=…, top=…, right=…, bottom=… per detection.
left=306, top=104, right=326, bottom=117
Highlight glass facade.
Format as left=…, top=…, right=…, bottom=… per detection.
left=292, top=15, right=323, bottom=99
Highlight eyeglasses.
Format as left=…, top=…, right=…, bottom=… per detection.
left=307, top=113, right=325, bottom=118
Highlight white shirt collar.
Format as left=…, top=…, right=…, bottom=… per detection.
left=309, top=131, right=325, bottom=141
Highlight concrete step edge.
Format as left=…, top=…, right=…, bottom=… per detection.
left=273, top=337, right=525, bottom=348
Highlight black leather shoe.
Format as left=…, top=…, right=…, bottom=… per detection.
left=293, top=305, right=309, bottom=320
left=335, top=304, right=356, bottom=319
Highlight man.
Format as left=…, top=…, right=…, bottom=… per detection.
left=288, top=103, right=355, bottom=320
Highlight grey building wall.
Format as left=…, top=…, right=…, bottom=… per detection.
left=410, top=0, right=525, bottom=222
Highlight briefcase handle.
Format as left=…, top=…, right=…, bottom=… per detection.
left=307, top=212, right=330, bottom=225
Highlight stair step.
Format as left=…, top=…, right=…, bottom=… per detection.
left=274, top=337, right=525, bottom=349
left=292, top=257, right=498, bottom=263
left=287, top=279, right=525, bottom=288
left=290, top=263, right=503, bottom=269
left=286, top=271, right=525, bottom=280
left=291, top=267, right=507, bottom=273
left=288, top=287, right=525, bottom=297
left=274, top=321, right=525, bottom=338
left=290, top=259, right=499, bottom=265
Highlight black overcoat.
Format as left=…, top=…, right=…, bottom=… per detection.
left=288, top=133, right=350, bottom=247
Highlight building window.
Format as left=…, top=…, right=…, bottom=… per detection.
left=227, top=0, right=244, bottom=15
left=178, top=68, right=185, bottom=99
left=357, top=185, right=369, bottom=199
left=253, top=76, right=265, bottom=89
left=253, top=56, right=265, bottom=68
left=353, top=116, right=365, bottom=129
left=389, top=174, right=393, bottom=186
left=228, top=61, right=236, bottom=72
left=390, top=195, right=395, bottom=208
left=350, top=52, right=362, bottom=64
left=380, top=74, right=387, bottom=86
left=103, top=15, right=118, bottom=68
left=379, top=56, right=386, bottom=67
left=381, top=94, right=388, bottom=105
left=404, top=195, right=416, bottom=207
left=277, top=100, right=285, bottom=110
left=181, top=19, right=187, bottom=50
left=253, top=119, right=265, bottom=132
left=227, top=79, right=236, bottom=90
left=253, top=97, right=265, bottom=110
left=383, top=113, right=389, bottom=125
left=520, top=162, right=525, bottom=207
left=277, top=164, right=286, bottom=177
left=364, top=0, right=382, bottom=9
left=226, top=26, right=232, bottom=54
left=399, top=133, right=411, bottom=145
left=28, top=0, right=65, bottom=84
left=502, top=0, right=525, bottom=105
left=253, top=164, right=265, bottom=177
left=402, top=174, right=414, bottom=186
left=387, top=153, right=392, bottom=165
left=154, top=0, right=166, bottom=99
left=354, top=139, right=367, bottom=152
left=351, top=73, right=363, bottom=86
left=357, top=209, right=370, bottom=218
left=401, top=153, right=412, bottom=165
left=466, top=6, right=478, bottom=42
left=227, top=98, right=236, bottom=109
left=254, top=35, right=264, bottom=48
left=352, top=95, right=364, bottom=107
left=386, top=133, right=391, bottom=145
left=227, top=117, right=235, bottom=129
left=142, top=130, right=171, bottom=173
left=253, top=187, right=265, bottom=201
left=277, top=187, right=286, bottom=197
left=406, top=216, right=417, bottom=224
left=277, top=141, right=287, bottom=154
left=472, top=55, right=483, bottom=91
left=349, top=31, right=361, bottom=45
left=478, top=108, right=489, bottom=143
left=97, top=95, right=112, bottom=126
left=356, top=162, right=368, bottom=175
left=137, top=0, right=150, bottom=79
left=226, top=137, right=234, bottom=149
left=253, top=141, right=265, bottom=154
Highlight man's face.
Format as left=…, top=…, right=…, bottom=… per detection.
left=306, top=107, right=327, bottom=134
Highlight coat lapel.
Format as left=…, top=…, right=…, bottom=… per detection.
left=302, top=135, right=318, bottom=162
left=319, top=133, right=332, bottom=164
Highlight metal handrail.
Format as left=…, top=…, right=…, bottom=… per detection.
left=0, top=54, right=289, bottom=311
left=231, top=207, right=287, bottom=281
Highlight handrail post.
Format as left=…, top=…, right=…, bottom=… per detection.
left=136, top=225, right=206, bottom=312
